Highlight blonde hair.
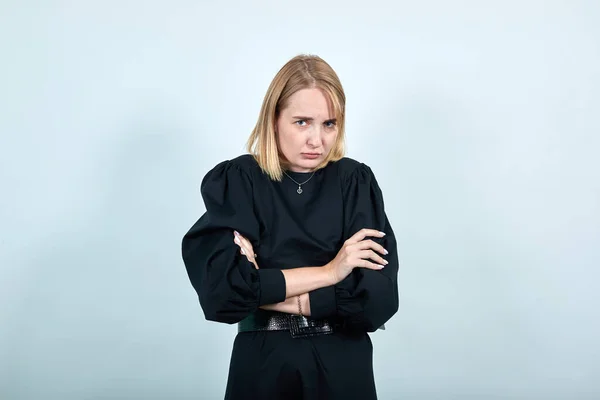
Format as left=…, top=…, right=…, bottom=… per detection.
left=245, top=54, right=346, bottom=181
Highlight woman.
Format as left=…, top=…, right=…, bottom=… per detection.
left=182, top=54, right=399, bottom=399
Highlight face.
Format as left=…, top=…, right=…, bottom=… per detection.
left=276, top=88, right=339, bottom=172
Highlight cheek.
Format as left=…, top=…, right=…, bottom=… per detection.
left=275, top=120, right=282, bottom=137
left=325, top=132, right=338, bottom=147
left=277, top=127, right=298, bottom=149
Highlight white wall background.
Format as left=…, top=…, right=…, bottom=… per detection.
left=1, top=1, right=599, bottom=399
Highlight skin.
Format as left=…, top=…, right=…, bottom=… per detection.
left=276, top=87, right=339, bottom=173
left=233, top=87, right=388, bottom=316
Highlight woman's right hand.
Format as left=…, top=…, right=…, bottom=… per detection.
left=324, top=228, right=389, bottom=284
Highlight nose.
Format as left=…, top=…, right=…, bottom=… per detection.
left=307, top=126, right=323, bottom=148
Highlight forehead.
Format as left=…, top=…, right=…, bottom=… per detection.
left=282, top=88, right=334, bottom=118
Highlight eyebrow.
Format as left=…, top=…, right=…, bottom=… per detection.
left=292, top=116, right=337, bottom=123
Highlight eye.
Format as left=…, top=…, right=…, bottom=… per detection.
left=324, top=121, right=337, bottom=128
left=295, top=120, right=307, bottom=126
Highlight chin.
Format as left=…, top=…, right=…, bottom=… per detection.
left=302, top=157, right=319, bottom=161
left=292, top=158, right=319, bottom=171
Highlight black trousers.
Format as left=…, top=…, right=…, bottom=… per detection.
left=224, top=330, right=377, bottom=400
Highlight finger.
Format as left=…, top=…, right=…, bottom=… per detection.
left=357, top=239, right=388, bottom=255
left=237, top=234, right=254, bottom=253
left=346, top=228, right=385, bottom=244
left=233, top=233, right=249, bottom=255
left=239, top=238, right=255, bottom=259
left=234, top=231, right=251, bottom=250
left=357, top=258, right=386, bottom=270
left=241, top=248, right=258, bottom=261
left=357, top=249, right=388, bottom=266
left=240, top=246, right=258, bottom=264
left=234, top=235, right=255, bottom=261
left=237, top=233, right=257, bottom=258
left=234, top=236, right=251, bottom=257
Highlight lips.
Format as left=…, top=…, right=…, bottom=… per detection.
left=302, top=153, right=321, bottom=159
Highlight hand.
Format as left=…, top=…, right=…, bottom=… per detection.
left=324, top=228, right=388, bottom=284
left=233, top=230, right=259, bottom=269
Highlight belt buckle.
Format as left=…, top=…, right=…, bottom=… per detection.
left=288, top=315, right=333, bottom=339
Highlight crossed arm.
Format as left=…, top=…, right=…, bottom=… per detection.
left=232, top=226, right=390, bottom=324
left=233, top=230, right=331, bottom=317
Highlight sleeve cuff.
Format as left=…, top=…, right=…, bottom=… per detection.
left=309, top=286, right=337, bottom=319
left=257, top=269, right=286, bottom=306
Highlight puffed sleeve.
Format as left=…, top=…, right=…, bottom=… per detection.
left=181, top=160, right=287, bottom=324
left=309, top=163, right=399, bottom=332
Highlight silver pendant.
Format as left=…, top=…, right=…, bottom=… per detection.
left=297, top=186, right=303, bottom=194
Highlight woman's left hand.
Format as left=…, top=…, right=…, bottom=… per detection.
left=233, top=231, right=259, bottom=269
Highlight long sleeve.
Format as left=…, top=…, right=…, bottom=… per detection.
left=181, top=160, right=287, bottom=324
left=309, top=162, right=399, bottom=332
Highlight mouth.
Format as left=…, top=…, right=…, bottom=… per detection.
left=302, top=153, right=321, bottom=156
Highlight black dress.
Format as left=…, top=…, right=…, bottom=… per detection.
left=182, top=154, right=399, bottom=399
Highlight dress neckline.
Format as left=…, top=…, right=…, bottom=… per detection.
left=284, top=169, right=316, bottom=179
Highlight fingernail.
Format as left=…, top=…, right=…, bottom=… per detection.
left=241, top=249, right=245, bottom=254
left=234, top=230, right=239, bottom=236
left=383, top=260, right=389, bottom=265
left=383, top=249, right=389, bottom=255
left=380, top=231, right=386, bottom=236
left=378, top=264, right=385, bottom=268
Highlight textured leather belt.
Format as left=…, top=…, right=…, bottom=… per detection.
left=238, top=309, right=336, bottom=338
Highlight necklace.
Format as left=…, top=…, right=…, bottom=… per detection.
left=283, top=170, right=316, bottom=194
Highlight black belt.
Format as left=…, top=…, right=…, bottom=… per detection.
left=238, top=309, right=336, bottom=338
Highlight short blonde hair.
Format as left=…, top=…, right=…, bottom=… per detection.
left=245, top=54, right=346, bottom=181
